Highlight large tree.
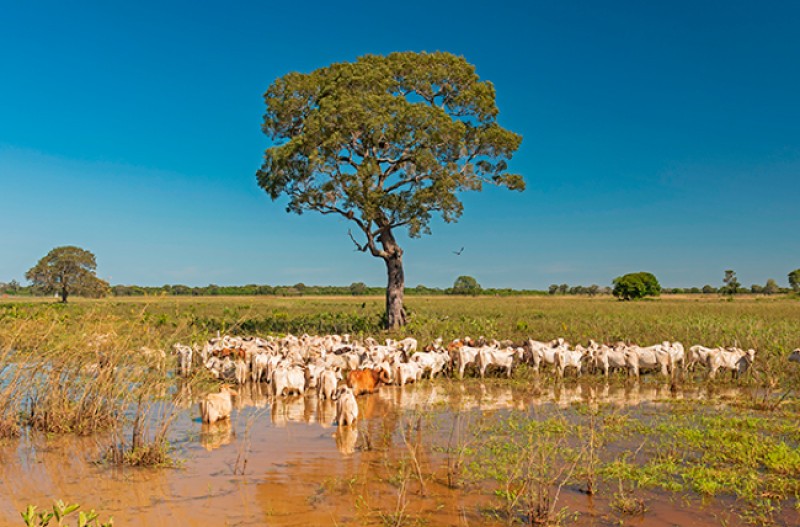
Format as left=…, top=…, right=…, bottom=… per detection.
left=789, top=268, right=800, bottom=292
left=612, top=272, right=661, bottom=301
left=257, top=52, right=523, bottom=328
left=25, top=246, right=109, bottom=303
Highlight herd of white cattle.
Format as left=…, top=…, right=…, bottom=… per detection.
left=173, top=333, right=800, bottom=426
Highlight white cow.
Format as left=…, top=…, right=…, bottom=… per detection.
left=234, top=359, right=249, bottom=385
left=272, top=364, right=306, bottom=396
left=707, top=347, right=756, bottom=379
left=173, top=343, right=193, bottom=377
left=662, top=341, right=686, bottom=374
left=526, top=339, right=564, bottom=374
left=454, top=345, right=481, bottom=379
left=317, top=368, right=340, bottom=400
left=592, top=344, right=628, bottom=377
left=555, top=347, right=585, bottom=378
left=478, top=347, right=521, bottom=378
left=410, top=350, right=449, bottom=379
left=333, top=385, right=358, bottom=426
left=625, top=344, right=672, bottom=379
left=304, top=360, right=326, bottom=390
left=251, top=351, right=270, bottom=383
left=199, top=385, right=237, bottom=424
left=395, top=361, right=423, bottom=386
left=688, top=345, right=722, bottom=371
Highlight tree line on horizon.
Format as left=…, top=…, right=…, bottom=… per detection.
left=3, top=271, right=798, bottom=300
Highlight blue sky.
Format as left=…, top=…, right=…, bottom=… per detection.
left=1, top=1, right=798, bottom=289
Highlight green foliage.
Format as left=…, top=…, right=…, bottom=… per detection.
left=450, top=275, right=482, bottom=295
left=25, top=246, right=109, bottom=303
left=20, top=501, right=112, bottom=527
left=788, top=268, right=800, bottom=292
left=612, top=272, right=661, bottom=301
left=257, top=51, right=523, bottom=240
left=721, top=269, right=741, bottom=296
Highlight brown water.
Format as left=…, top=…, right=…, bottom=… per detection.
left=0, top=382, right=795, bottom=526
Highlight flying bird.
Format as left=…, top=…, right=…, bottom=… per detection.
left=453, top=247, right=464, bottom=256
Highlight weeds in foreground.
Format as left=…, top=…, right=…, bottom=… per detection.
left=468, top=413, right=580, bottom=526
left=20, top=500, right=112, bottom=527
left=610, top=478, right=647, bottom=516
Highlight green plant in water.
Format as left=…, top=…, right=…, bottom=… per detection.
left=20, top=501, right=113, bottom=527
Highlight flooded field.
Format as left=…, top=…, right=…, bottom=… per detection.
left=1, top=296, right=799, bottom=526
left=2, top=380, right=798, bottom=527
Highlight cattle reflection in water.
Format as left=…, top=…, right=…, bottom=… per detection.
left=334, top=425, right=359, bottom=455
left=194, top=379, right=731, bottom=455
left=317, top=398, right=336, bottom=428
left=200, top=419, right=234, bottom=451
left=270, top=395, right=316, bottom=427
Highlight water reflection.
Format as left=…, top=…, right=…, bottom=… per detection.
left=200, top=420, right=233, bottom=451
left=334, top=426, right=359, bottom=455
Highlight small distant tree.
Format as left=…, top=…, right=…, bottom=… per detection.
left=762, top=278, right=780, bottom=295
left=452, top=275, right=482, bottom=295
left=557, top=283, right=569, bottom=295
left=349, top=282, right=368, bottom=295
left=0, top=280, right=19, bottom=295
left=548, top=284, right=558, bottom=295
left=25, top=246, right=109, bottom=303
left=789, top=269, right=800, bottom=292
left=750, top=284, right=764, bottom=294
left=587, top=284, right=600, bottom=296
left=612, top=272, right=661, bottom=301
left=721, top=269, right=740, bottom=296
left=702, top=284, right=716, bottom=294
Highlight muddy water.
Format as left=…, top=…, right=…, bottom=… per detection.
left=0, top=382, right=791, bottom=526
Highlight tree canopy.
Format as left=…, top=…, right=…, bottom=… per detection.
left=451, top=275, right=482, bottom=295
left=789, top=269, right=800, bottom=292
left=257, top=52, right=523, bottom=328
left=721, top=269, right=741, bottom=296
left=25, top=246, right=109, bottom=303
left=612, top=272, right=661, bottom=301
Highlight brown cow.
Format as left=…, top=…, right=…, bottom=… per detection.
left=346, top=368, right=391, bottom=396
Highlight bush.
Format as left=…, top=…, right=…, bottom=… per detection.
left=612, top=272, right=661, bottom=301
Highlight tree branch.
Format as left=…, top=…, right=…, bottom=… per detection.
left=319, top=206, right=387, bottom=259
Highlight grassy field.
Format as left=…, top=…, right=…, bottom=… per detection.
left=3, top=293, right=797, bottom=380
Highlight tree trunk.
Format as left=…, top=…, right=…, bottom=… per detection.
left=381, top=231, right=407, bottom=330
left=60, top=286, right=68, bottom=303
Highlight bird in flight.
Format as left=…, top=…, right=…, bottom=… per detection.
left=453, top=247, right=464, bottom=256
